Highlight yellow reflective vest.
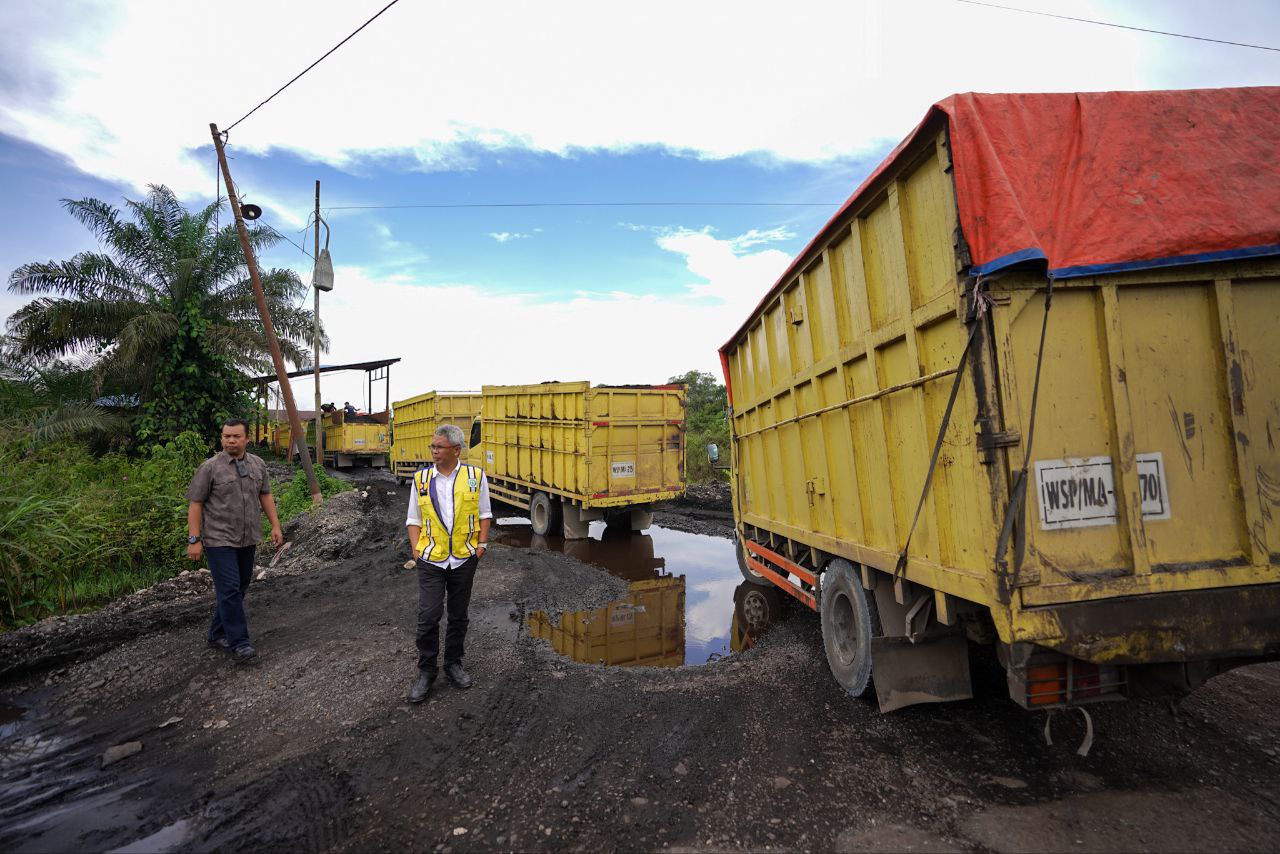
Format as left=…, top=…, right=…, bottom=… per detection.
left=413, top=464, right=483, bottom=562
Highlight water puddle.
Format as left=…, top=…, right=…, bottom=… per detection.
left=493, top=518, right=745, bottom=665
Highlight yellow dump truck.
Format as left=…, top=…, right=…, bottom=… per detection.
left=527, top=576, right=685, bottom=667
left=470, top=381, right=686, bottom=538
left=318, top=411, right=389, bottom=469
left=390, top=391, right=483, bottom=484
left=270, top=422, right=292, bottom=456
left=719, top=88, right=1280, bottom=713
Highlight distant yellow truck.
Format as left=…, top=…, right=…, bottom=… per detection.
left=270, top=421, right=292, bottom=456
left=390, top=391, right=483, bottom=485
left=271, top=413, right=389, bottom=468
left=321, top=411, right=389, bottom=469
left=470, top=381, right=686, bottom=538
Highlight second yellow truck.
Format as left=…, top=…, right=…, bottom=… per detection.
left=468, top=381, right=687, bottom=538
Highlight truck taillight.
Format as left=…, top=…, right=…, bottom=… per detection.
left=1027, top=664, right=1066, bottom=705
left=1027, top=659, right=1116, bottom=706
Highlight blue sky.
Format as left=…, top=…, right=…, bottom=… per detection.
left=3, top=0, right=1279, bottom=408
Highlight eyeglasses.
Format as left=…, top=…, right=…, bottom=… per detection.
left=429, top=444, right=458, bottom=451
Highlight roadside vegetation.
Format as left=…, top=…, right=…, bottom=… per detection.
left=0, top=186, right=325, bottom=630
left=670, top=369, right=730, bottom=484
left=0, top=428, right=208, bottom=628
left=270, top=468, right=351, bottom=536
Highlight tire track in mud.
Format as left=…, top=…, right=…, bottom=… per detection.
left=192, top=754, right=352, bottom=852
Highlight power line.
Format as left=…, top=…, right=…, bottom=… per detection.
left=956, top=0, right=1280, bottom=52
left=327, top=201, right=842, bottom=211
left=271, top=225, right=314, bottom=261
left=224, top=0, right=404, bottom=134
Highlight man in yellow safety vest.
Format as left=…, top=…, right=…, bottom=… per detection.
left=405, top=423, right=492, bottom=703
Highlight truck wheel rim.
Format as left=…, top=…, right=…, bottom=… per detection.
left=832, top=592, right=858, bottom=665
left=743, top=592, right=769, bottom=630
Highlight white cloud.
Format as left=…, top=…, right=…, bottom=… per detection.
left=728, top=227, right=796, bottom=251
left=6, top=1, right=1276, bottom=197
left=656, top=227, right=793, bottom=308
left=488, top=231, right=530, bottom=243
left=278, top=226, right=793, bottom=407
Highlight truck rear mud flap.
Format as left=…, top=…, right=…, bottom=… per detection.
left=870, top=633, right=973, bottom=712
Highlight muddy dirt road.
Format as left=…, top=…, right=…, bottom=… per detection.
left=1, top=472, right=1278, bottom=852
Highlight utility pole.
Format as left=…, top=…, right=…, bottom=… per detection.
left=313, top=180, right=324, bottom=473
left=210, top=123, right=323, bottom=507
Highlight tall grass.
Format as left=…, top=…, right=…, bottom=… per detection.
left=0, top=491, right=108, bottom=624
left=0, top=433, right=358, bottom=629
left=1, top=432, right=213, bottom=628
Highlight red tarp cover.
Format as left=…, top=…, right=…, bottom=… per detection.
left=945, top=87, right=1280, bottom=277
left=722, top=87, right=1280, bottom=372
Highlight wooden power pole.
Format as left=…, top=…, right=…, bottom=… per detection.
left=210, top=123, right=323, bottom=507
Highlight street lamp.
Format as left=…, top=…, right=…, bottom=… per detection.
left=312, top=182, right=332, bottom=467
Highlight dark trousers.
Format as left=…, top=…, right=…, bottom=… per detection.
left=206, top=545, right=256, bottom=650
left=416, top=556, right=478, bottom=673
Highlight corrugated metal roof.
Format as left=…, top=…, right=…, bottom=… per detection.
left=250, top=357, right=400, bottom=384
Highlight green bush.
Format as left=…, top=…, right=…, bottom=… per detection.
left=669, top=370, right=730, bottom=484
left=0, top=431, right=217, bottom=628
left=0, top=489, right=106, bottom=624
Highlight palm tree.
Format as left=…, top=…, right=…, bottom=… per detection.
left=0, top=337, right=125, bottom=447
left=6, top=185, right=324, bottom=440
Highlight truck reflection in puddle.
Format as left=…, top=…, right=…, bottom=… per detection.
left=528, top=576, right=686, bottom=668
left=492, top=519, right=741, bottom=665
left=730, top=581, right=787, bottom=653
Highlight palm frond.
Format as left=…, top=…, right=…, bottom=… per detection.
left=114, top=311, right=179, bottom=364
left=5, top=298, right=148, bottom=358
left=9, top=253, right=150, bottom=302
left=19, top=402, right=128, bottom=445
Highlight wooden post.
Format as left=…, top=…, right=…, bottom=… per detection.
left=210, top=123, right=323, bottom=507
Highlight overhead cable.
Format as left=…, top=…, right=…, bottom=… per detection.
left=224, top=0, right=404, bottom=134
left=957, top=0, right=1280, bottom=52
left=272, top=226, right=315, bottom=261
left=327, top=201, right=841, bottom=211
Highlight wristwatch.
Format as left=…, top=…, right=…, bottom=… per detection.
left=477, top=542, right=488, bottom=552
left=187, top=535, right=202, bottom=544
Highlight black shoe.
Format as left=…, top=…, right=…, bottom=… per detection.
left=409, top=670, right=436, bottom=704
left=208, top=637, right=230, bottom=651
left=444, top=663, right=473, bottom=689
left=232, top=644, right=257, bottom=664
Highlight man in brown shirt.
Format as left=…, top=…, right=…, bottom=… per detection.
left=186, top=419, right=284, bottom=663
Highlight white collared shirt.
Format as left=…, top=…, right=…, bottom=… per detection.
left=406, top=464, right=492, bottom=568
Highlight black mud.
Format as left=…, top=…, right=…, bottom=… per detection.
left=1, top=474, right=1278, bottom=852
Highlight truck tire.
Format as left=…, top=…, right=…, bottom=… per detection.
left=820, top=558, right=881, bottom=699
left=529, top=492, right=563, bottom=537
left=736, top=535, right=772, bottom=586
